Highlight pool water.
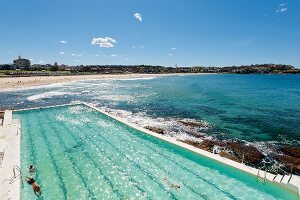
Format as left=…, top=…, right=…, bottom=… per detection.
left=15, top=105, right=297, bottom=199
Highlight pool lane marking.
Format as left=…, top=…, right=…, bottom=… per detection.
left=82, top=112, right=209, bottom=199
left=70, top=117, right=179, bottom=200
left=34, top=111, right=69, bottom=200
left=59, top=108, right=176, bottom=199
left=41, top=112, right=100, bottom=200
left=21, top=114, right=46, bottom=200
left=87, top=110, right=237, bottom=199
left=56, top=114, right=151, bottom=200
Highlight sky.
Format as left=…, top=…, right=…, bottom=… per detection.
left=0, top=0, right=299, bottom=67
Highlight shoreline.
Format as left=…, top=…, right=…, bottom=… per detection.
left=0, top=73, right=211, bottom=92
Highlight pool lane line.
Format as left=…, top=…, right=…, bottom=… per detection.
left=86, top=110, right=236, bottom=199
left=67, top=117, right=180, bottom=200
left=21, top=114, right=46, bottom=200
left=57, top=108, right=175, bottom=199
left=34, top=111, right=69, bottom=199
left=86, top=108, right=236, bottom=199
left=78, top=114, right=209, bottom=200
left=40, top=112, right=100, bottom=200
left=54, top=113, right=150, bottom=200
left=82, top=118, right=215, bottom=200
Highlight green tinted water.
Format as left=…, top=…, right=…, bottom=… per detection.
left=15, top=105, right=297, bottom=199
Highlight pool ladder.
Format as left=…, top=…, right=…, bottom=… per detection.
left=257, top=169, right=267, bottom=183
left=10, top=165, right=23, bottom=187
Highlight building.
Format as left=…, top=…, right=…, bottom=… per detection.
left=13, top=56, right=31, bottom=70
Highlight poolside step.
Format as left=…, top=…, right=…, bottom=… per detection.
left=274, top=174, right=283, bottom=183
left=281, top=175, right=291, bottom=184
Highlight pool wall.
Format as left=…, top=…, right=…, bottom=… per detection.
left=13, top=102, right=300, bottom=198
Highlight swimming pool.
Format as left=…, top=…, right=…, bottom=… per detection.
left=15, top=104, right=298, bottom=199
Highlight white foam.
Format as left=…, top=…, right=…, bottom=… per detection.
left=27, top=91, right=79, bottom=101
left=99, top=106, right=212, bottom=142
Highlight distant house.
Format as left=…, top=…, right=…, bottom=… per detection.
left=13, top=56, right=31, bottom=70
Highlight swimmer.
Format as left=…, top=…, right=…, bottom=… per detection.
left=25, top=176, right=42, bottom=197
left=29, top=164, right=35, bottom=174
left=162, top=177, right=181, bottom=190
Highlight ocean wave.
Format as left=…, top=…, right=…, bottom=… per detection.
left=27, top=91, right=79, bottom=101
left=98, top=106, right=213, bottom=142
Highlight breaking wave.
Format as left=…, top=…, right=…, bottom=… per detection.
left=27, top=91, right=79, bottom=101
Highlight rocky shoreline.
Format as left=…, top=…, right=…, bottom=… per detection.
left=144, top=123, right=300, bottom=175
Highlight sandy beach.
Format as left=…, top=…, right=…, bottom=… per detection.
left=0, top=73, right=209, bottom=91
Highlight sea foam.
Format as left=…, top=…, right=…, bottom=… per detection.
left=27, top=91, right=79, bottom=101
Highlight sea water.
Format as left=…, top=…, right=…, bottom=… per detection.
left=1, top=74, right=300, bottom=146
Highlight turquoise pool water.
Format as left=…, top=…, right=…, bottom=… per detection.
left=15, top=104, right=297, bottom=199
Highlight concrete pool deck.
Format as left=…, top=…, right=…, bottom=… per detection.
left=0, top=115, right=21, bottom=200
left=2, top=102, right=300, bottom=199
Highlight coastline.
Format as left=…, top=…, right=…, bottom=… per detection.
left=0, top=73, right=211, bottom=92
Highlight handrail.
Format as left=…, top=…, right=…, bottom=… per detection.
left=11, top=165, right=23, bottom=186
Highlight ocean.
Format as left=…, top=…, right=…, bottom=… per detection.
left=1, top=74, right=300, bottom=162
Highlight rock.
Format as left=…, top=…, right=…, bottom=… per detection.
left=179, top=139, right=225, bottom=152
left=178, top=140, right=202, bottom=148
left=144, top=126, right=165, bottom=135
left=186, top=131, right=205, bottom=139
left=275, top=155, right=300, bottom=174
left=219, top=151, right=242, bottom=163
left=178, top=120, right=207, bottom=128
left=279, top=146, right=300, bottom=158
left=226, top=142, right=265, bottom=165
left=178, top=139, right=264, bottom=166
left=199, top=140, right=226, bottom=152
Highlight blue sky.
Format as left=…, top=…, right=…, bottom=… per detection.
left=0, top=0, right=299, bottom=67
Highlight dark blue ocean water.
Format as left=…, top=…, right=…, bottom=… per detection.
left=1, top=74, right=300, bottom=147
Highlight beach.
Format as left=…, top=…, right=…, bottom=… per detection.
left=0, top=73, right=207, bottom=91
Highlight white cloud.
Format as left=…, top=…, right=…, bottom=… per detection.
left=276, top=7, right=287, bottom=12
left=134, top=13, right=142, bottom=22
left=170, top=47, right=177, bottom=51
left=59, top=40, right=67, bottom=44
left=39, top=60, right=45, bottom=63
left=60, top=51, right=65, bottom=55
left=169, top=53, right=173, bottom=56
left=91, top=37, right=117, bottom=48
left=276, top=3, right=287, bottom=13
left=133, top=45, right=144, bottom=49
left=71, top=53, right=82, bottom=57
left=110, top=54, right=121, bottom=58
left=95, top=54, right=99, bottom=57
left=30, top=58, right=34, bottom=61
left=279, top=3, right=285, bottom=7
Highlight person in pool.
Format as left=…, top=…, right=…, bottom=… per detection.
left=25, top=176, right=42, bottom=197
left=162, top=177, right=181, bottom=190
left=29, top=164, right=35, bottom=175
